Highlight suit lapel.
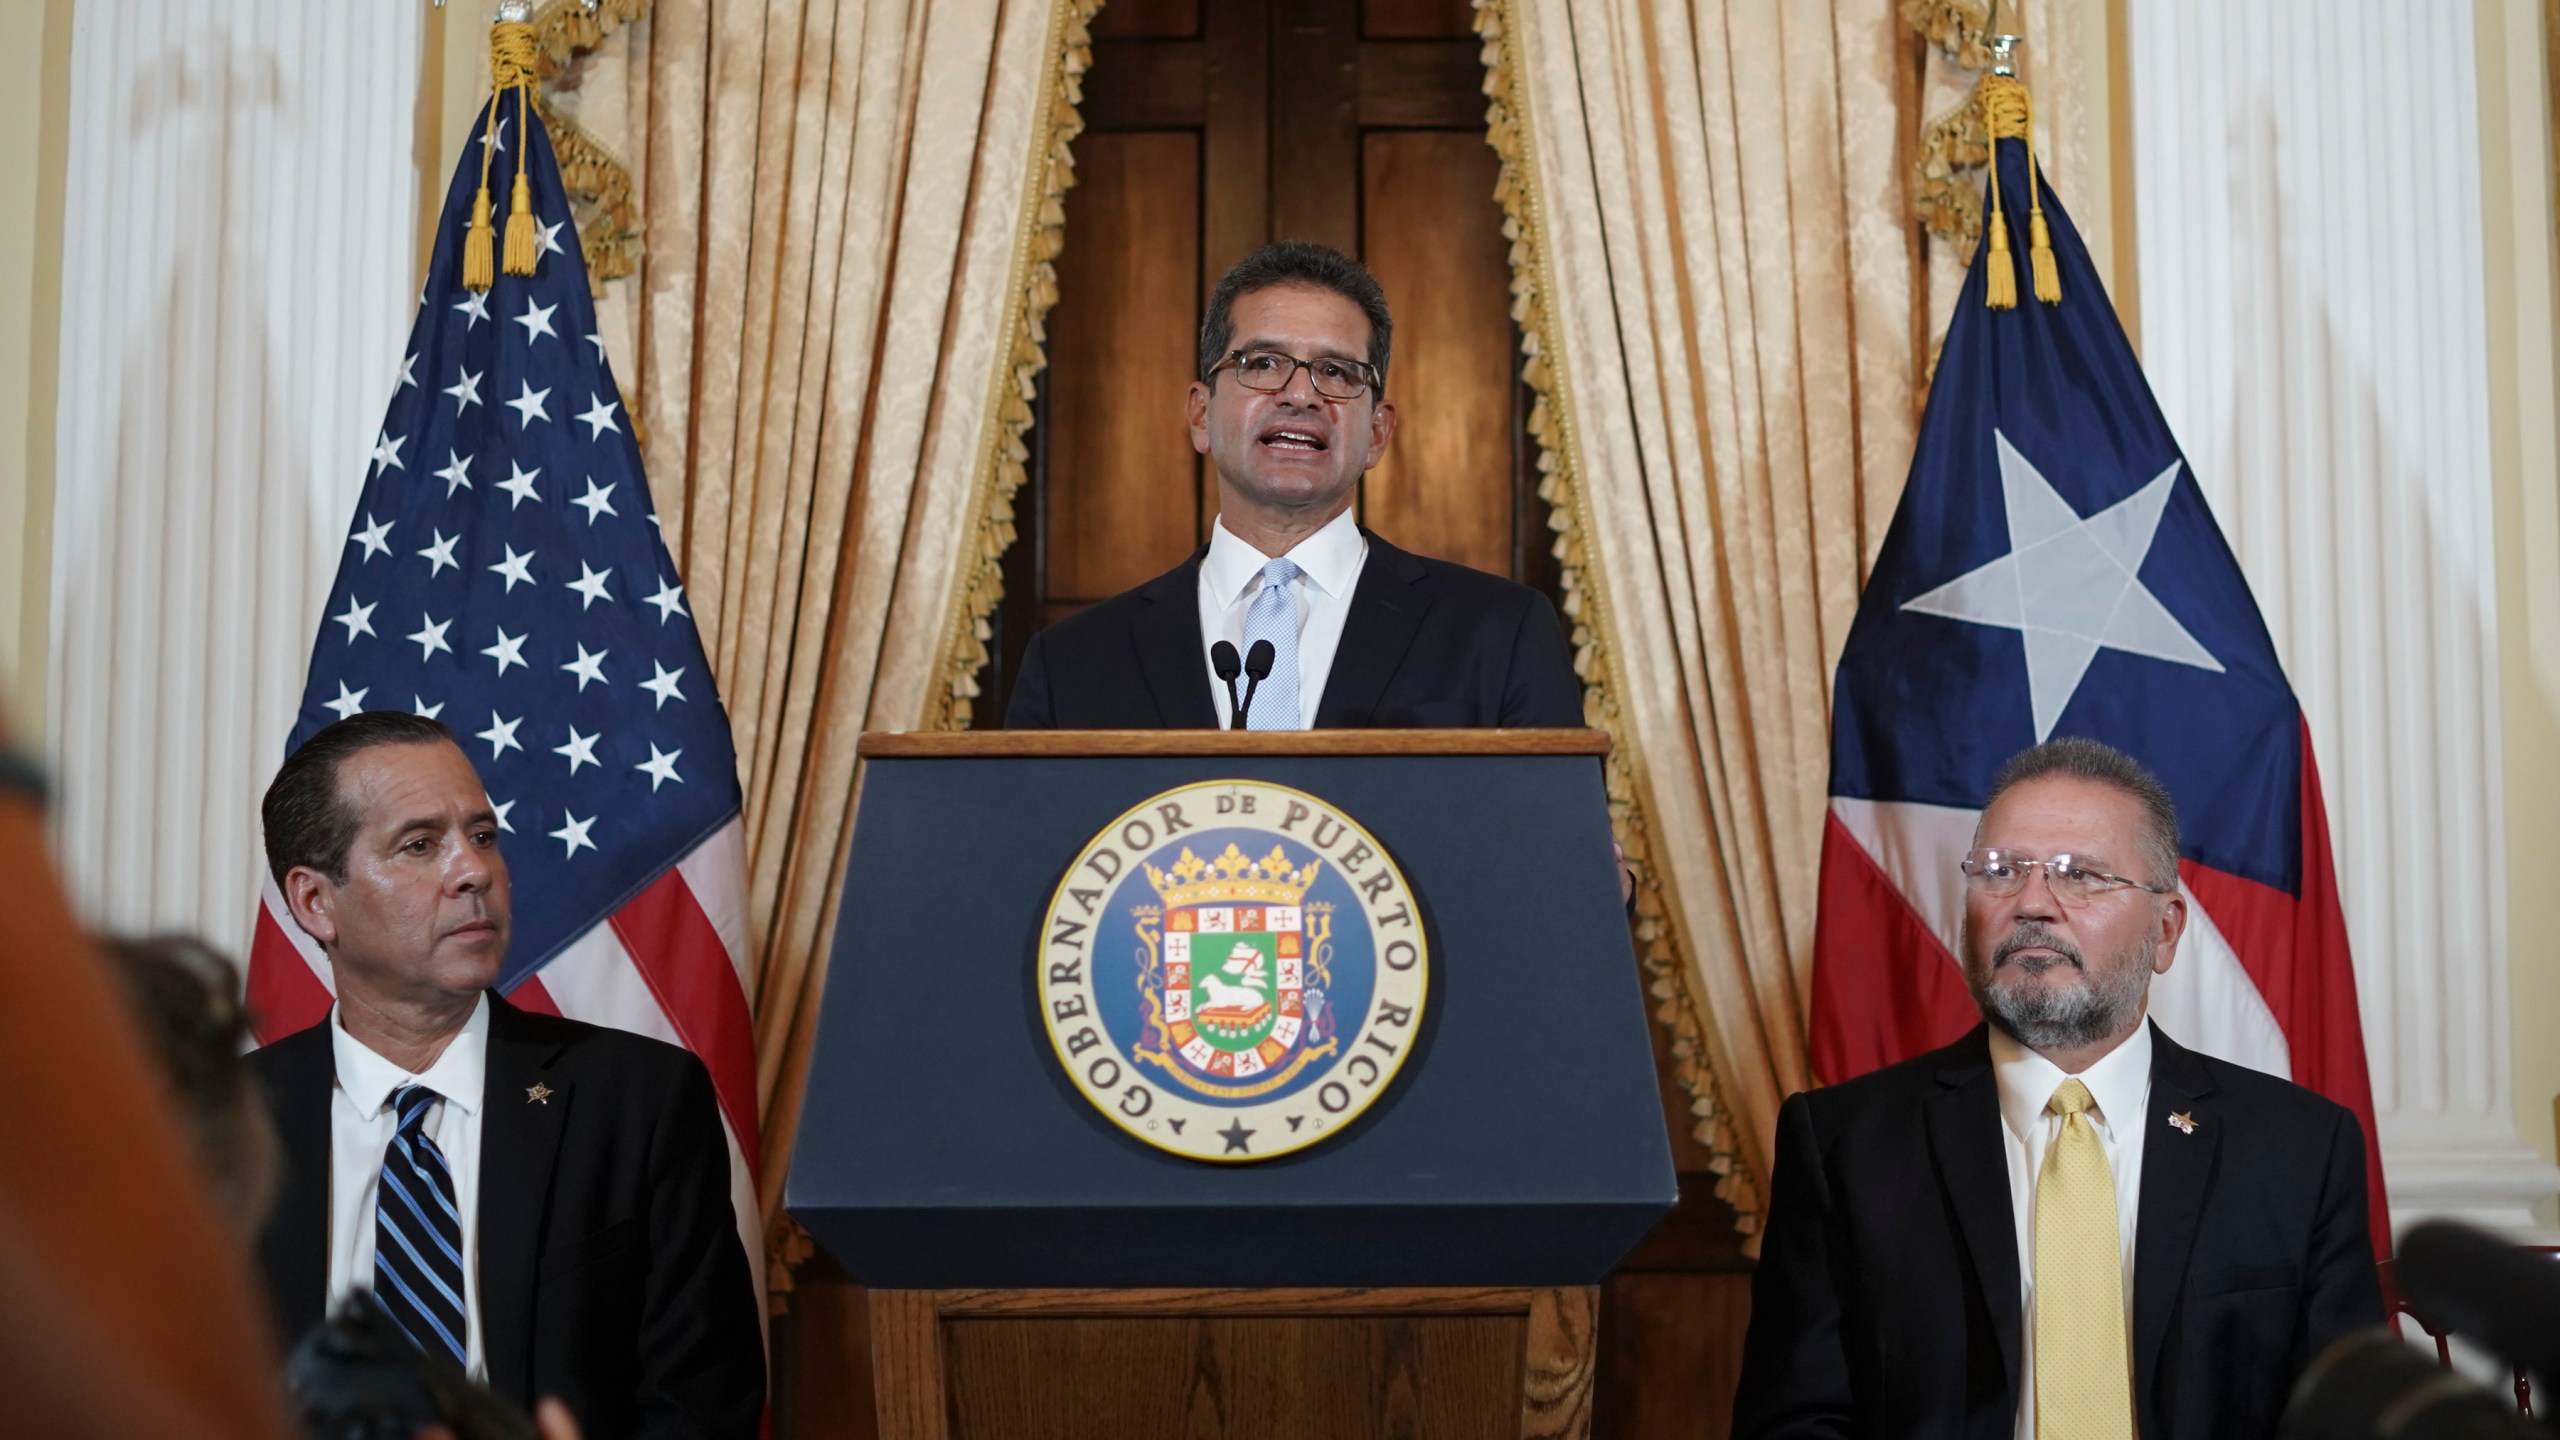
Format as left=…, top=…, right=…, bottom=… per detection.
left=257, top=1024, right=337, bottom=1342
left=477, top=995, right=573, bottom=1403
left=1312, top=532, right=1430, bottom=727
left=1128, top=553, right=1219, bottom=728
left=1923, top=1028, right=2023, bottom=1400
left=2133, top=1023, right=2221, bottom=1424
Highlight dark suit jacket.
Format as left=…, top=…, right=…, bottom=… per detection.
left=250, top=994, right=763, bottom=1440
left=1003, top=530, right=1584, bottom=728
left=1732, top=1022, right=2381, bottom=1440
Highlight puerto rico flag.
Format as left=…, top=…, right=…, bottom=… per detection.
left=245, top=98, right=765, bottom=1301
left=1809, top=117, right=2388, bottom=1256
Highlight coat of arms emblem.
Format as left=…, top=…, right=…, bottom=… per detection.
left=1038, top=780, right=1429, bottom=1161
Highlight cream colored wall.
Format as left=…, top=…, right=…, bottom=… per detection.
left=0, top=0, right=71, bottom=743
left=2478, top=0, right=2560, bottom=1223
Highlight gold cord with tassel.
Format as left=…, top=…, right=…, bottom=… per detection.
left=1975, top=72, right=2060, bottom=307
left=465, top=18, right=545, bottom=292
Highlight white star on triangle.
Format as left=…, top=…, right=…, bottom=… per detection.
left=488, top=544, right=537, bottom=593
left=444, top=365, right=483, bottom=414
left=413, top=696, right=445, bottom=721
left=553, top=726, right=601, bottom=775
left=331, top=597, right=376, bottom=643
left=351, top=513, right=394, bottom=562
left=550, top=811, right=597, bottom=859
left=537, top=219, right=566, bottom=258
left=641, top=661, right=686, bottom=711
left=561, top=643, right=609, bottom=692
left=490, top=796, right=516, bottom=833
left=417, top=528, right=461, bottom=577
left=514, top=298, right=559, bottom=345
left=571, top=479, right=618, bottom=525
left=370, top=430, right=406, bottom=477
left=636, top=744, right=683, bottom=792
left=586, top=332, right=608, bottom=361
left=576, top=393, right=620, bottom=441
left=505, top=380, right=551, bottom=429
left=399, top=352, right=418, bottom=389
left=323, top=680, right=369, bottom=721
left=498, top=462, right=543, bottom=510
left=481, top=116, right=509, bottom=155
left=435, top=450, right=475, bottom=497
left=1900, top=429, right=2226, bottom=741
left=454, top=289, right=491, bottom=329
left=643, top=576, right=689, bottom=625
left=482, top=626, right=529, bottom=676
left=566, top=562, right=614, bottom=611
left=477, top=711, right=524, bottom=759
left=406, top=613, right=454, bottom=661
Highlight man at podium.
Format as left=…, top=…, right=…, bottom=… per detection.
left=1004, top=241, right=1584, bottom=731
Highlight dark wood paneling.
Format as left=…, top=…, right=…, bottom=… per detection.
left=1268, top=0, right=1361, bottom=251
left=1355, top=41, right=1486, bottom=127
left=1358, top=130, right=1513, bottom=577
left=944, top=1315, right=1524, bottom=1440
left=1080, top=41, right=1206, bottom=129
left=1091, top=0, right=1200, bottom=39
left=1045, top=130, right=1205, bottom=604
left=1201, top=6, right=1270, bottom=284
left=1362, top=0, right=1478, bottom=38
left=1599, top=1273, right=1752, bottom=1440
left=780, top=1258, right=880, bottom=1440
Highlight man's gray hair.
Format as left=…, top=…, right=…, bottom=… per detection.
left=1981, top=736, right=2181, bottom=887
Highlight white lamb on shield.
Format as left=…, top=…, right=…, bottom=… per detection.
left=1195, top=943, right=1269, bottom=1014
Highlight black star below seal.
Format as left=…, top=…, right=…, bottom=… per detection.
left=1218, top=1120, right=1256, bottom=1155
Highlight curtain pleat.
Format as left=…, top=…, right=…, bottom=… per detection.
left=610, top=0, right=1090, bottom=1250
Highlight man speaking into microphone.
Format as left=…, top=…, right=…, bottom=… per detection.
left=1004, top=241, right=1583, bottom=731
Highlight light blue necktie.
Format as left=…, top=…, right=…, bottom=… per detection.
left=1241, top=557, right=1303, bottom=730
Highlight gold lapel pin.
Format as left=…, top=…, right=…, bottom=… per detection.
left=2167, top=1111, right=2197, bottom=1135
left=527, top=1082, right=554, bottom=1106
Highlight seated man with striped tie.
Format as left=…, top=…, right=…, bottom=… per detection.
left=1002, top=240, right=1584, bottom=732
left=1732, top=737, right=2382, bottom=1440
left=247, top=712, right=762, bottom=1439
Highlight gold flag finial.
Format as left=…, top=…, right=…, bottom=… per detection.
left=464, top=1, right=544, bottom=292
left=1974, top=70, right=2060, bottom=308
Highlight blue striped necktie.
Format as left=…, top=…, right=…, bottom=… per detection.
left=1242, top=557, right=1304, bottom=730
left=373, top=1082, right=468, bottom=1365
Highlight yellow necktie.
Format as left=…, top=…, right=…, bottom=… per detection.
left=2035, top=1077, right=2133, bottom=1439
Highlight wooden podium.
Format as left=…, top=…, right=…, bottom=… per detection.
left=790, top=732, right=1674, bottom=1440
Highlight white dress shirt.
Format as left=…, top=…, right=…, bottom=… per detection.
left=328, top=994, right=490, bottom=1378
left=1198, top=507, right=1370, bottom=729
left=1992, top=1019, right=2151, bottom=1440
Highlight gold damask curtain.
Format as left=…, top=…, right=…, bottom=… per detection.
left=1479, top=0, right=2093, bottom=1230
left=578, top=0, right=1095, bottom=1249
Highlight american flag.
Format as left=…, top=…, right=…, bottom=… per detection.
left=246, top=101, right=764, bottom=1286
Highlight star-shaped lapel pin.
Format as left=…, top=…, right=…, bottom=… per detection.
left=527, top=1082, right=554, bottom=1106
left=2167, top=1111, right=2197, bottom=1135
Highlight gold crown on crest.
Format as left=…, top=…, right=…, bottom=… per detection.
left=1145, top=842, right=1320, bottom=910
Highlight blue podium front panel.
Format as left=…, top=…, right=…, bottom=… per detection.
left=786, top=747, right=1678, bottom=1288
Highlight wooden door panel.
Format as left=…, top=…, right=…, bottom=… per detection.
left=1362, top=0, right=1477, bottom=38
left=1044, top=130, right=1205, bottom=607
left=1358, top=130, right=1513, bottom=578
left=1092, top=0, right=1198, bottom=39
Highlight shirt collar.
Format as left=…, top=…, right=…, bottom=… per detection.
left=1988, top=1016, right=2153, bottom=1144
left=1204, top=506, right=1366, bottom=607
left=330, top=991, right=492, bottom=1119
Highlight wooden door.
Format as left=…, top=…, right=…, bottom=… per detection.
left=975, top=0, right=1554, bottom=718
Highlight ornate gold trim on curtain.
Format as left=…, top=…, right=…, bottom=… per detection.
left=1473, top=0, right=1760, bottom=1228
left=928, top=0, right=1103, bottom=732
left=526, top=0, right=650, bottom=290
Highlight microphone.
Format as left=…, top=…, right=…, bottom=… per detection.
left=1210, top=641, right=1244, bottom=730
left=1234, top=640, right=1276, bottom=730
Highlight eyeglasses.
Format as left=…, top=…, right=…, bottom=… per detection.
left=1209, top=348, right=1380, bottom=401
left=1958, top=849, right=2173, bottom=906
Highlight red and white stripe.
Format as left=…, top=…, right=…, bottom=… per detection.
left=247, top=817, right=765, bottom=1308
left=1809, top=720, right=2388, bottom=1256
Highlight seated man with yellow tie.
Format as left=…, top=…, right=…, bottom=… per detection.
left=1732, top=737, right=2382, bottom=1440
left=1002, top=241, right=1584, bottom=731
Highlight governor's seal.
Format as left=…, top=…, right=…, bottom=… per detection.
left=1037, top=779, right=1428, bottom=1162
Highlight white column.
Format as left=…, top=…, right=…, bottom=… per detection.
left=2129, top=0, right=2560, bottom=1233
left=47, top=0, right=423, bottom=952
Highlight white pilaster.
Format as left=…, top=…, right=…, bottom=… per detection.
left=2128, top=0, right=2559, bottom=1234
left=48, top=1, right=423, bottom=952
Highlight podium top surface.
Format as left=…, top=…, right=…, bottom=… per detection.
left=856, top=727, right=1612, bottom=759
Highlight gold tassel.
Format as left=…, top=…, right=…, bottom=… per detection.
left=2029, top=211, right=2060, bottom=303
left=463, top=183, right=496, bottom=292
left=502, top=84, right=538, bottom=276
left=1984, top=210, right=2018, bottom=310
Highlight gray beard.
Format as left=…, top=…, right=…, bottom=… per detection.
left=1967, top=920, right=2153, bottom=1052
